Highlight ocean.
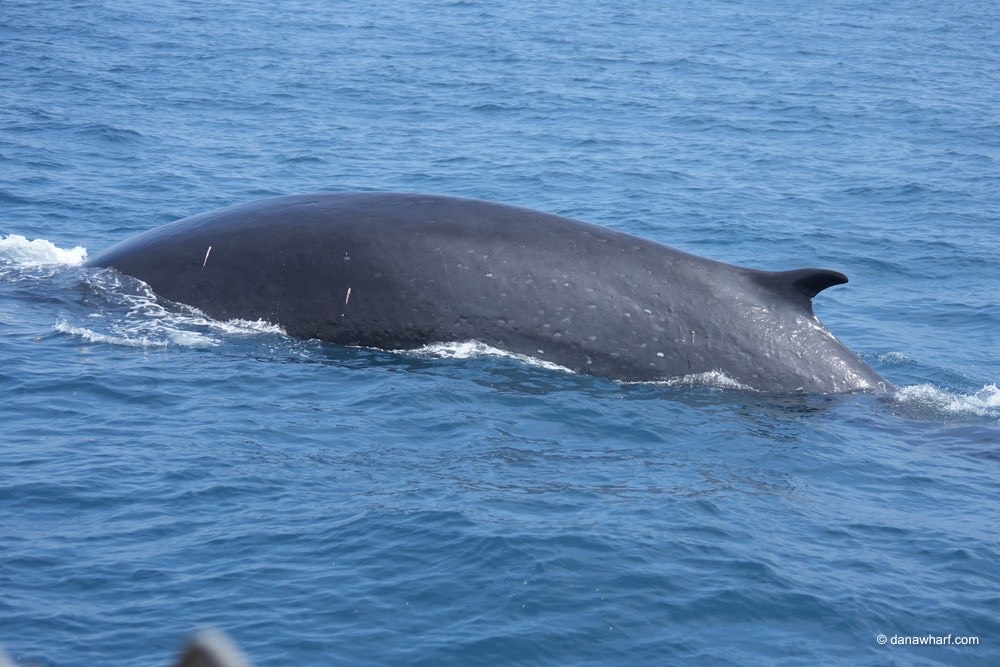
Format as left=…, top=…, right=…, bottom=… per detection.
left=1, top=1, right=997, bottom=665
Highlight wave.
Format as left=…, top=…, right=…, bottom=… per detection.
left=71, top=122, right=146, bottom=144
left=0, top=234, right=87, bottom=267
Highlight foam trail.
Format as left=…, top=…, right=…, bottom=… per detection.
left=0, top=234, right=87, bottom=266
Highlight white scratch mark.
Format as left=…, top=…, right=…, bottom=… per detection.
left=202, top=246, right=212, bottom=268
left=345, top=287, right=352, bottom=305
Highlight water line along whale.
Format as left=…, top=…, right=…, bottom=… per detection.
left=85, top=193, right=890, bottom=393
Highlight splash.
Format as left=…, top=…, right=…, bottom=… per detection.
left=894, top=383, right=1000, bottom=419
left=0, top=234, right=87, bottom=266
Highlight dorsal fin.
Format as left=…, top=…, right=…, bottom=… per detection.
left=759, top=268, right=849, bottom=299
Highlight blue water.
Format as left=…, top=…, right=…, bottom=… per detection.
left=2, top=1, right=998, bottom=665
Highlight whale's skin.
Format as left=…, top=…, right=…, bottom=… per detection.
left=84, top=192, right=890, bottom=393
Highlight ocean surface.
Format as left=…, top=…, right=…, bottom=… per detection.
left=1, top=1, right=998, bottom=665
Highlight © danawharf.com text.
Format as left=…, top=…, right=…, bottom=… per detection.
left=876, top=633, right=980, bottom=646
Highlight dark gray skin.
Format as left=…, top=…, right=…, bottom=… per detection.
left=85, top=192, right=891, bottom=393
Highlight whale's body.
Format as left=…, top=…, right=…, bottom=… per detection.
left=85, top=193, right=889, bottom=393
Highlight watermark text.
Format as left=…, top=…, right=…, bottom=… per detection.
left=876, top=633, right=980, bottom=647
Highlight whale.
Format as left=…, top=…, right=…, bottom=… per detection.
left=84, top=192, right=890, bottom=393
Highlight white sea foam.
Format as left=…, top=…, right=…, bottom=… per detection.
left=401, top=343, right=761, bottom=389
left=400, top=340, right=575, bottom=373
left=210, top=318, right=288, bottom=336
left=54, top=315, right=287, bottom=349
left=894, top=383, right=1000, bottom=419
left=53, top=271, right=288, bottom=349
left=0, top=234, right=87, bottom=266
left=628, top=370, right=755, bottom=391
left=664, top=371, right=755, bottom=391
